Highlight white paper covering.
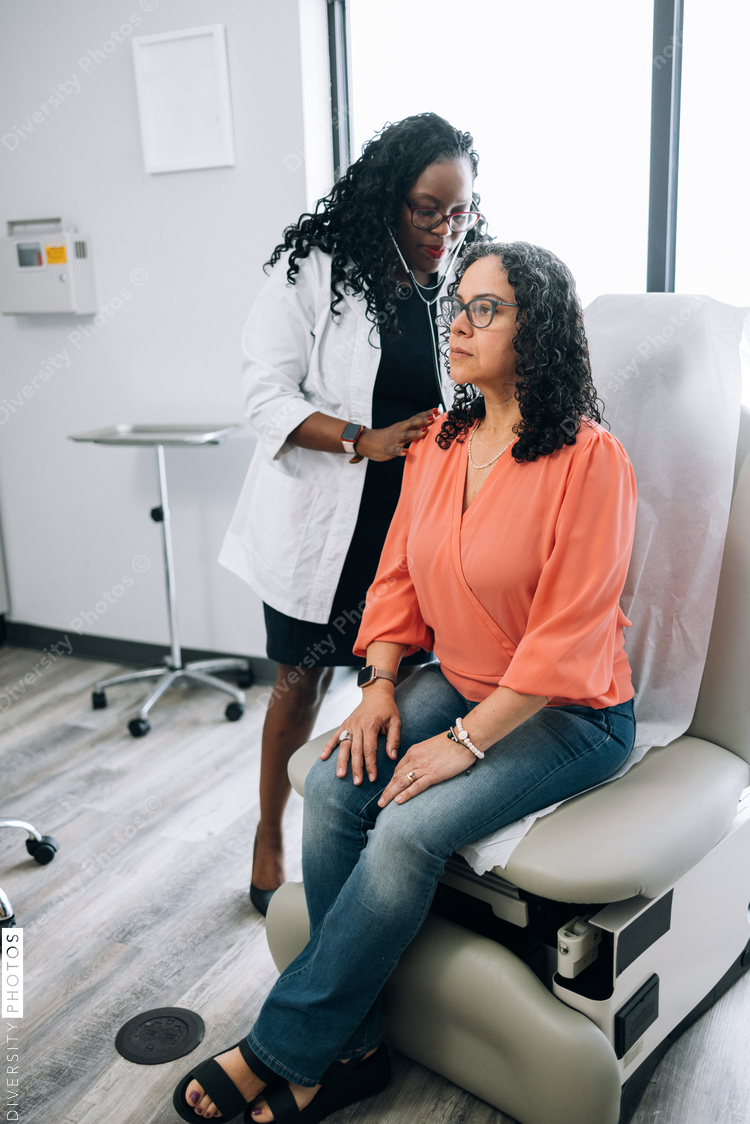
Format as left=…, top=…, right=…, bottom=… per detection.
left=460, top=294, right=748, bottom=875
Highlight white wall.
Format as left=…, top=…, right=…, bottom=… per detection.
left=0, top=0, right=309, bottom=657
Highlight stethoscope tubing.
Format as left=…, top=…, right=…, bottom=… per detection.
left=387, top=228, right=467, bottom=411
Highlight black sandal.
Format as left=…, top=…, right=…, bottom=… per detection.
left=245, top=1043, right=391, bottom=1124
left=173, top=1037, right=259, bottom=1122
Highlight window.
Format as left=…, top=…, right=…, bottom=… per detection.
left=675, top=0, right=750, bottom=306
left=349, top=0, right=653, bottom=305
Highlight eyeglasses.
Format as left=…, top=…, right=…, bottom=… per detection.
left=404, top=201, right=482, bottom=233
left=439, top=295, right=518, bottom=329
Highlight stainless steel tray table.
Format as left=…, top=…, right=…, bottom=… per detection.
left=69, top=423, right=240, bottom=446
left=69, top=424, right=250, bottom=737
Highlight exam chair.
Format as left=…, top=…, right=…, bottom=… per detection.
left=265, top=299, right=750, bottom=1124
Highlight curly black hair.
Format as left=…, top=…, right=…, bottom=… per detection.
left=265, top=113, right=486, bottom=332
left=436, top=242, right=603, bottom=461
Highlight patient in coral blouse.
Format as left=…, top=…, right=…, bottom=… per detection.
left=355, top=373, right=634, bottom=710
left=328, top=241, right=637, bottom=803
left=177, top=242, right=638, bottom=1124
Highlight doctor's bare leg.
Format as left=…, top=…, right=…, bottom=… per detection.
left=253, top=664, right=334, bottom=893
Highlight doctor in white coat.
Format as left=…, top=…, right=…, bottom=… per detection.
left=219, top=112, right=487, bottom=914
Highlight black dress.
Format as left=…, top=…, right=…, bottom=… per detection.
left=264, top=288, right=441, bottom=667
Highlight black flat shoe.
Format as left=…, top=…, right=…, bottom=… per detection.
left=249, top=883, right=277, bottom=917
left=173, top=1037, right=258, bottom=1122
left=246, top=1043, right=391, bottom=1123
left=250, top=832, right=280, bottom=917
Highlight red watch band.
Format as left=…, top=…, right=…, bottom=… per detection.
left=341, top=423, right=364, bottom=455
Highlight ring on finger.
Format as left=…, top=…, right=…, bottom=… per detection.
left=406, top=770, right=416, bottom=783
left=339, top=729, right=352, bottom=741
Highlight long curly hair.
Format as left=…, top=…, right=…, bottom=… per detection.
left=436, top=242, right=603, bottom=461
left=265, top=113, right=486, bottom=332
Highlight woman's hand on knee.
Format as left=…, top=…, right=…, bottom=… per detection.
left=320, top=691, right=401, bottom=784
left=378, top=733, right=476, bottom=807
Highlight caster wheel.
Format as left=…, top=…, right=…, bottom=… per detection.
left=92, top=690, right=107, bottom=709
left=236, top=669, right=253, bottom=689
left=128, top=717, right=151, bottom=738
left=26, top=835, right=58, bottom=865
left=225, top=702, right=244, bottom=722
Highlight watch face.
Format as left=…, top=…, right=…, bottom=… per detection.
left=357, top=665, right=374, bottom=688
left=341, top=422, right=362, bottom=442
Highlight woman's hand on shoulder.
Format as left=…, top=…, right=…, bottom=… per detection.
left=320, top=684, right=401, bottom=784
left=357, top=408, right=439, bottom=462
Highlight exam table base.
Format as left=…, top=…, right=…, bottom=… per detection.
left=265, top=805, right=750, bottom=1124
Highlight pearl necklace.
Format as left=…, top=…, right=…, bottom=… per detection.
left=468, top=422, right=515, bottom=470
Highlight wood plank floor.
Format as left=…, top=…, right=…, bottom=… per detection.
left=1, top=644, right=748, bottom=1124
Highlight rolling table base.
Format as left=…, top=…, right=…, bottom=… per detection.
left=69, top=426, right=252, bottom=738
left=1, top=818, right=60, bottom=927
left=93, top=658, right=249, bottom=737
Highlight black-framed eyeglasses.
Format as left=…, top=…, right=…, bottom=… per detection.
left=439, top=295, right=518, bottom=329
left=404, top=201, right=482, bottom=233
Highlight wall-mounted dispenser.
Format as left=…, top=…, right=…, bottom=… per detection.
left=0, top=218, right=97, bottom=314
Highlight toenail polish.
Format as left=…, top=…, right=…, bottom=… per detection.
left=189, top=1092, right=199, bottom=1104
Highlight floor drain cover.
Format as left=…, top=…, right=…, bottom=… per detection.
left=115, top=1007, right=205, bottom=1065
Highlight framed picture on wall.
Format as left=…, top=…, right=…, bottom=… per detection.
left=131, top=24, right=236, bottom=174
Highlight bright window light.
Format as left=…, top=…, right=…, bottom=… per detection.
left=349, top=0, right=653, bottom=306
left=675, top=0, right=750, bottom=307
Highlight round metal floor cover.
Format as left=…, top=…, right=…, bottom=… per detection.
left=115, top=1007, right=205, bottom=1065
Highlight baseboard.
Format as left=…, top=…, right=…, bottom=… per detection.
left=1, top=618, right=278, bottom=684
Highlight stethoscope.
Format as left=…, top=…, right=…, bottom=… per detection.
left=387, top=228, right=468, bottom=410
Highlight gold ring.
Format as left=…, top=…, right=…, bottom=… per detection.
left=406, top=770, right=416, bottom=783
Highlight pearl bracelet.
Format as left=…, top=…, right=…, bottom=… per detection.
left=448, top=716, right=485, bottom=760
left=448, top=726, right=484, bottom=760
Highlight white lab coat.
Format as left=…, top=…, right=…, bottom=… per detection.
left=219, top=247, right=455, bottom=623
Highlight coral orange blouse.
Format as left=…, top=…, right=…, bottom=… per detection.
left=354, top=420, right=636, bottom=708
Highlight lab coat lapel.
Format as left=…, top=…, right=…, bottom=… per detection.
left=337, top=266, right=380, bottom=424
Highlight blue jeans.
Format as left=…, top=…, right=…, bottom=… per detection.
left=247, top=664, right=635, bottom=1086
